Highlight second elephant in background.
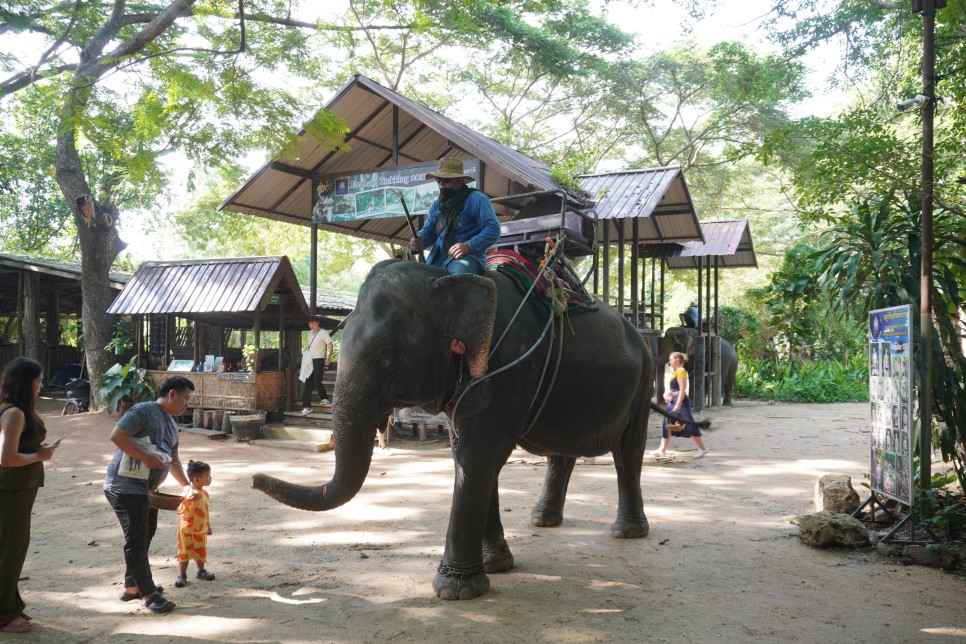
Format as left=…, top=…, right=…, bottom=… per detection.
left=655, top=326, right=737, bottom=407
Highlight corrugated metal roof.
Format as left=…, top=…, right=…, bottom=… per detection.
left=300, top=286, right=356, bottom=316
left=107, top=256, right=312, bottom=329
left=576, top=167, right=704, bottom=245
left=0, top=251, right=130, bottom=318
left=665, top=219, right=757, bottom=270
left=0, top=251, right=130, bottom=288
left=218, top=75, right=581, bottom=245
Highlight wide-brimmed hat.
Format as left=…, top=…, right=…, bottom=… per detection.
left=425, top=157, right=474, bottom=182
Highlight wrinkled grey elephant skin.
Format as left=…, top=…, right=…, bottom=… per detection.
left=656, top=326, right=737, bottom=407
left=252, top=260, right=656, bottom=600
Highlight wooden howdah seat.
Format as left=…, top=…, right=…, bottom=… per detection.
left=492, top=211, right=595, bottom=259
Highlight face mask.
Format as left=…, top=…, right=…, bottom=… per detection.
left=439, top=187, right=458, bottom=199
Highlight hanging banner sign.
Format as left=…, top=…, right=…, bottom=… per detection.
left=313, top=159, right=481, bottom=224
left=868, top=305, right=913, bottom=505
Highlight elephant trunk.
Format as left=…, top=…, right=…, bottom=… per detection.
left=252, top=374, right=384, bottom=511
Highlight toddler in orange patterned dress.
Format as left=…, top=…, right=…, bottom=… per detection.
left=174, top=460, right=215, bottom=588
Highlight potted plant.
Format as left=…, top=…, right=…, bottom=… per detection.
left=105, top=323, right=133, bottom=355
left=98, top=355, right=156, bottom=413
left=242, top=344, right=259, bottom=372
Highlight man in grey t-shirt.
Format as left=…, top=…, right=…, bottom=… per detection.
left=103, top=376, right=193, bottom=614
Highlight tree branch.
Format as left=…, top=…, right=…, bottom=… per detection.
left=241, top=11, right=412, bottom=32
left=0, top=64, right=74, bottom=98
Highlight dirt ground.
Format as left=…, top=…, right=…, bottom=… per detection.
left=13, top=396, right=966, bottom=643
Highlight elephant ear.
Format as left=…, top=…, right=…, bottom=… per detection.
left=430, top=273, right=497, bottom=378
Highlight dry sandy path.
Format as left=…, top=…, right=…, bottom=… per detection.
left=13, top=398, right=966, bottom=643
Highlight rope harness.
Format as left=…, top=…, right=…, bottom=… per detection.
left=447, top=234, right=570, bottom=444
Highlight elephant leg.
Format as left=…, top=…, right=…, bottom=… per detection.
left=610, top=415, right=649, bottom=538
left=530, top=455, right=576, bottom=527
left=482, top=481, right=514, bottom=573
left=433, top=439, right=514, bottom=600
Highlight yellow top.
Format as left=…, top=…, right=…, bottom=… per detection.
left=673, top=367, right=688, bottom=381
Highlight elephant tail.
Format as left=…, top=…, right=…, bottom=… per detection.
left=649, top=402, right=712, bottom=429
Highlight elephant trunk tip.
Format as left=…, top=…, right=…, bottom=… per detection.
left=252, top=472, right=360, bottom=512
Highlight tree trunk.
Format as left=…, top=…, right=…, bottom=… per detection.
left=56, top=122, right=126, bottom=409
left=22, top=271, right=41, bottom=360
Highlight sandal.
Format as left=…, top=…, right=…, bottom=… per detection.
left=0, top=616, right=32, bottom=633
left=142, top=593, right=176, bottom=614
left=174, top=574, right=188, bottom=588
left=119, top=585, right=164, bottom=602
left=196, top=569, right=216, bottom=581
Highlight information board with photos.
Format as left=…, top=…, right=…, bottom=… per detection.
left=868, top=305, right=913, bottom=504
left=314, top=159, right=481, bottom=224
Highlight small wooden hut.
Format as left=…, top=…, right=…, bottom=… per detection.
left=107, top=255, right=351, bottom=415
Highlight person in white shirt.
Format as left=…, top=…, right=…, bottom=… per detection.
left=299, top=316, right=334, bottom=415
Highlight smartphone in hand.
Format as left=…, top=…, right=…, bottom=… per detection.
left=50, top=434, right=67, bottom=447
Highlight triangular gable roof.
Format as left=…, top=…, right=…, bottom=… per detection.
left=107, top=256, right=311, bottom=330
left=665, top=219, right=757, bottom=270
left=575, top=167, right=704, bottom=244
left=218, top=75, right=580, bottom=245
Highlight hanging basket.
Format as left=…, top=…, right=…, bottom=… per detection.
left=230, top=411, right=267, bottom=441
left=147, top=490, right=183, bottom=512
left=666, top=421, right=686, bottom=434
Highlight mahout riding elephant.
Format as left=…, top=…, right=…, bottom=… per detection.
left=656, top=326, right=737, bottom=407
left=253, top=259, right=672, bottom=600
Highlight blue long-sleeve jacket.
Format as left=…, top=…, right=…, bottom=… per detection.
left=418, top=190, right=500, bottom=269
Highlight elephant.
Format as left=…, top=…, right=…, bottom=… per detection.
left=253, top=259, right=669, bottom=600
left=656, top=326, right=737, bottom=407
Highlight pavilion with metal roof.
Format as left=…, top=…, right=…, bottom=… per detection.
left=576, top=167, right=704, bottom=245
left=218, top=76, right=706, bottom=321
left=108, top=256, right=309, bottom=331
left=219, top=74, right=585, bottom=243
left=106, top=256, right=357, bottom=415
left=665, top=219, right=757, bottom=271
left=107, top=256, right=354, bottom=371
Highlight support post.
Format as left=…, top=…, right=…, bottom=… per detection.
left=617, top=225, right=625, bottom=318
left=310, top=178, right=319, bottom=315
left=631, top=220, right=639, bottom=329
left=917, top=0, right=939, bottom=520
left=602, top=224, right=610, bottom=306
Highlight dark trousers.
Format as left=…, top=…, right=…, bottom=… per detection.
left=301, top=358, right=329, bottom=406
left=0, top=487, right=37, bottom=626
left=105, top=491, right=159, bottom=595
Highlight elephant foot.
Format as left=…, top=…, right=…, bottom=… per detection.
left=610, top=516, right=649, bottom=539
left=483, top=538, right=514, bottom=573
left=530, top=505, right=563, bottom=528
left=723, top=399, right=734, bottom=407
left=433, top=563, right=490, bottom=600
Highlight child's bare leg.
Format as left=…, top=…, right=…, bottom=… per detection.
left=179, top=561, right=188, bottom=576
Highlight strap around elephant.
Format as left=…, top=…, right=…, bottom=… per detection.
left=447, top=235, right=568, bottom=442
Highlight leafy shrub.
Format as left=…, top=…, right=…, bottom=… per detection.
left=735, top=354, right=869, bottom=402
